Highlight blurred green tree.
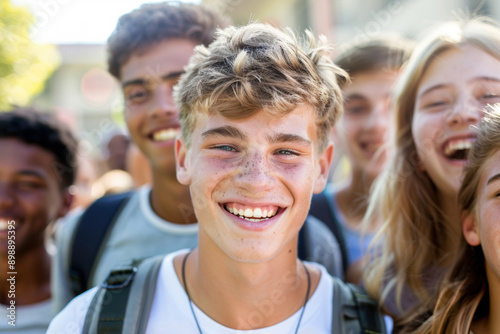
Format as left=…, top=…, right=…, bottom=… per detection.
left=0, top=0, right=60, bottom=110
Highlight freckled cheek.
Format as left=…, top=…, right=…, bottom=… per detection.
left=483, top=237, right=500, bottom=273
left=480, top=210, right=500, bottom=260
left=191, top=158, right=239, bottom=189
left=274, top=163, right=314, bottom=189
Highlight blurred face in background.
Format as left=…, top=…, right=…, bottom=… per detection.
left=0, top=138, right=71, bottom=255
left=334, top=69, right=399, bottom=180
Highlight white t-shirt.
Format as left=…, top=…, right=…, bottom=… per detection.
left=47, top=250, right=333, bottom=333
left=0, top=299, right=52, bottom=334
left=52, top=186, right=199, bottom=313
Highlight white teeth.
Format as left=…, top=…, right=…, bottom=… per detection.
left=244, top=217, right=269, bottom=222
left=225, top=205, right=278, bottom=220
left=445, top=140, right=473, bottom=157
left=152, top=128, right=179, bottom=142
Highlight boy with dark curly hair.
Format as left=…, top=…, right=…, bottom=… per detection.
left=0, top=108, right=77, bottom=333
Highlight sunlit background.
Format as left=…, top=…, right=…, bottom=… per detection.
left=1, top=0, right=499, bottom=152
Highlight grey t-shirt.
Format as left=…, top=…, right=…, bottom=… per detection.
left=51, top=186, right=199, bottom=313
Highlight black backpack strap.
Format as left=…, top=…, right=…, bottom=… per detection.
left=297, top=217, right=310, bottom=261
left=309, top=191, right=349, bottom=272
left=83, top=255, right=164, bottom=334
left=69, top=191, right=133, bottom=296
left=331, top=277, right=386, bottom=334
left=347, top=283, right=386, bottom=334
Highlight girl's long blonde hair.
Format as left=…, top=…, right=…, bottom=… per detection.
left=363, top=17, right=500, bottom=320
left=411, top=107, right=500, bottom=334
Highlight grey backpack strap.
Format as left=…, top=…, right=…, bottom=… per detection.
left=123, top=255, right=164, bottom=333
left=83, top=255, right=164, bottom=334
left=331, top=277, right=386, bottom=334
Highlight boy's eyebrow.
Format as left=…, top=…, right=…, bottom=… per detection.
left=201, top=125, right=248, bottom=141
left=17, top=170, right=46, bottom=180
left=487, top=172, right=500, bottom=186
left=121, top=71, right=186, bottom=89
left=267, top=133, right=312, bottom=146
left=344, top=93, right=367, bottom=101
left=161, top=71, right=186, bottom=81
left=122, top=78, right=147, bottom=89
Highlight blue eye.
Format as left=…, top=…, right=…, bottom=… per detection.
left=213, top=145, right=237, bottom=152
left=275, top=149, right=299, bottom=156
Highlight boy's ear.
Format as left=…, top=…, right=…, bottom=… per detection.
left=313, top=142, right=334, bottom=194
left=175, top=136, right=191, bottom=186
left=462, top=210, right=481, bottom=246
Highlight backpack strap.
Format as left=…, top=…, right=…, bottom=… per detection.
left=69, top=191, right=133, bottom=296
left=309, top=192, right=349, bottom=272
left=297, top=217, right=310, bottom=261
left=347, top=283, right=386, bottom=333
left=83, top=255, right=164, bottom=334
left=331, top=278, right=386, bottom=334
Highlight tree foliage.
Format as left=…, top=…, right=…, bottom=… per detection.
left=0, top=0, right=60, bottom=110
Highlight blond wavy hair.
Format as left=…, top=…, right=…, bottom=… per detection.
left=363, top=17, right=500, bottom=320
left=174, top=23, right=348, bottom=152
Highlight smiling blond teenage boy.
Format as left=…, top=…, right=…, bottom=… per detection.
left=48, top=23, right=386, bottom=333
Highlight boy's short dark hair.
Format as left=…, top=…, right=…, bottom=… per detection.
left=335, top=35, right=414, bottom=87
left=107, top=2, right=231, bottom=79
left=0, top=108, right=78, bottom=189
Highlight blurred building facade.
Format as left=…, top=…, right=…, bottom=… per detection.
left=33, top=44, right=124, bottom=157
left=33, top=0, right=500, bottom=142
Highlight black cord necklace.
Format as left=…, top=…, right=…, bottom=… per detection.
left=181, top=251, right=311, bottom=334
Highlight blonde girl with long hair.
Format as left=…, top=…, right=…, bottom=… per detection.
left=408, top=107, right=500, bottom=334
left=363, top=17, right=500, bottom=330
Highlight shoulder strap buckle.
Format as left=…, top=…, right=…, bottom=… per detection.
left=101, top=266, right=137, bottom=290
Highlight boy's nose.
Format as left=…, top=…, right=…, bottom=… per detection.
left=364, top=100, right=390, bottom=131
left=148, top=84, right=178, bottom=118
left=234, top=153, right=275, bottom=193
